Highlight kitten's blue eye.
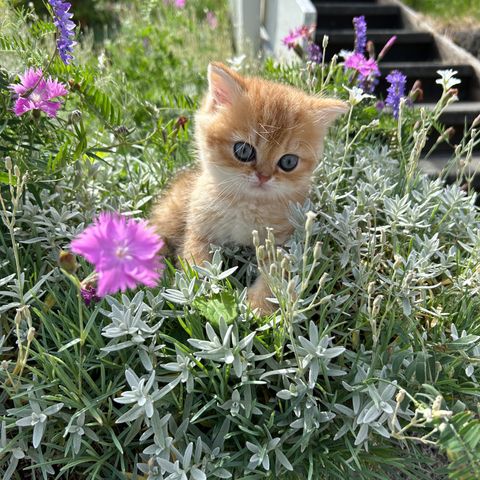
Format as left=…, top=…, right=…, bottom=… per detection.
left=278, top=154, right=299, bottom=172
left=233, top=142, right=256, bottom=162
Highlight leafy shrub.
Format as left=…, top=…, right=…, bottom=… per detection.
left=1, top=1, right=480, bottom=479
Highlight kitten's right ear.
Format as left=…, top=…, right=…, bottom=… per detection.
left=207, top=62, right=245, bottom=109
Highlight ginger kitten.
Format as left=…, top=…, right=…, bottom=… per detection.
left=151, top=62, right=346, bottom=313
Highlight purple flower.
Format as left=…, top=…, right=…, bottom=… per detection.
left=344, top=53, right=379, bottom=77
left=80, top=284, right=100, bottom=307
left=48, top=0, right=76, bottom=64
left=353, top=16, right=367, bottom=54
left=206, top=11, right=218, bottom=29
left=386, top=70, right=407, bottom=119
left=71, top=213, right=165, bottom=297
left=307, top=43, right=322, bottom=64
left=282, top=25, right=315, bottom=49
left=9, top=68, right=68, bottom=117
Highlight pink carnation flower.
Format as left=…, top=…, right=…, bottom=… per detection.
left=344, top=52, right=379, bottom=77
left=282, top=25, right=315, bottom=49
left=9, top=68, right=68, bottom=118
left=71, top=213, right=165, bottom=297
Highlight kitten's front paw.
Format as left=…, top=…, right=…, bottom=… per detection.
left=247, top=279, right=277, bottom=316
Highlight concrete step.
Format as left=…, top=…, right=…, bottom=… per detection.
left=316, top=3, right=403, bottom=30
left=420, top=154, right=480, bottom=177
left=378, top=63, right=479, bottom=103
left=318, top=30, right=440, bottom=62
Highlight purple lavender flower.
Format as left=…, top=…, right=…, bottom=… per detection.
left=353, top=16, right=367, bottom=54
left=307, top=43, right=322, bottom=64
left=48, top=0, right=76, bottom=64
left=386, top=70, right=407, bottom=119
left=80, top=284, right=100, bottom=307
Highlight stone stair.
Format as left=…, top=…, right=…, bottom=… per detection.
left=313, top=0, right=480, bottom=172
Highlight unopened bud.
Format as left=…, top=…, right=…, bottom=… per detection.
left=267, top=228, right=275, bottom=244
left=68, top=110, right=82, bottom=124
left=322, top=35, right=329, bottom=50
left=396, top=389, right=406, bottom=404
left=257, top=245, right=266, bottom=262
left=305, top=211, right=316, bottom=235
left=432, top=395, right=442, bottom=413
left=59, top=250, right=78, bottom=274
left=313, top=241, right=322, bottom=260
left=269, top=263, right=278, bottom=276
left=287, top=279, right=296, bottom=296
left=15, top=305, right=31, bottom=326
left=1, top=360, right=9, bottom=370
left=318, top=272, right=329, bottom=289
left=27, top=327, right=36, bottom=343
left=14, top=165, right=21, bottom=178
left=114, top=125, right=130, bottom=137
left=377, top=35, right=397, bottom=61
left=366, top=40, right=375, bottom=59
left=447, top=88, right=458, bottom=98
left=473, top=113, right=480, bottom=129
left=367, top=282, right=375, bottom=296
left=372, top=295, right=383, bottom=317
left=281, top=257, right=290, bottom=271
left=436, top=126, right=455, bottom=144
left=4, top=156, right=12, bottom=171
left=252, top=230, right=259, bottom=248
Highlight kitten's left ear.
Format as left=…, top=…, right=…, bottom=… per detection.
left=207, top=62, right=245, bottom=109
left=315, top=98, right=348, bottom=127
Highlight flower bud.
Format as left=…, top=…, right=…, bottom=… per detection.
left=366, top=40, right=375, bottom=59
left=114, top=125, right=130, bottom=137
left=68, top=110, right=82, bottom=124
left=252, top=230, right=259, bottom=248
left=287, top=278, right=296, bottom=296
left=313, top=241, right=322, bottom=260
left=4, top=156, right=12, bottom=171
left=59, top=250, right=78, bottom=274
left=372, top=295, right=383, bottom=317
left=367, top=281, right=375, bottom=296
left=1, top=360, right=9, bottom=370
left=257, top=245, right=266, bottom=262
left=27, top=327, right=36, bottom=343
left=377, top=35, right=397, bottom=61
left=472, top=113, right=480, bottom=129
left=432, top=395, right=442, bottom=413
left=14, top=165, right=21, bottom=178
left=318, top=272, right=329, bottom=289
left=269, top=263, right=278, bottom=276
left=305, top=211, right=316, bottom=235
left=322, top=35, right=329, bottom=50
left=15, top=305, right=31, bottom=326
left=396, top=389, right=405, bottom=404
left=175, top=116, right=188, bottom=131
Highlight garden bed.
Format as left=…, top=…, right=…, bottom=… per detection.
left=1, top=2, right=480, bottom=479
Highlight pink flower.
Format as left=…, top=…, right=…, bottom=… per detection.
left=174, top=0, right=186, bottom=7
left=282, top=25, right=315, bottom=49
left=344, top=53, right=379, bottom=77
left=206, top=11, right=218, bottom=29
left=9, top=68, right=68, bottom=118
left=71, top=213, right=164, bottom=297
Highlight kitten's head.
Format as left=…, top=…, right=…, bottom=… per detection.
left=195, top=62, right=347, bottom=201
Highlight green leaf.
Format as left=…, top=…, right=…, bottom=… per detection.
left=193, top=292, right=238, bottom=327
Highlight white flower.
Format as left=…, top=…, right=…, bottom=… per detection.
left=436, top=69, right=461, bottom=90
left=343, top=85, right=375, bottom=106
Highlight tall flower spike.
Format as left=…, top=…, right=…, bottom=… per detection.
left=48, top=0, right=76, bottom=64
left=71, top=213, right=165, bottom=297
left=386, top=70, right=407, bottom=119
left=9, top=68, right=68, bottom=118
left=353, top=16, right=367, bottom=54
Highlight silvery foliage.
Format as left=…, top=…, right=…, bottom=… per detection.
left=101, top=291, right=165, bottom=370
left=8, top=396, right=64, bottom=449
left=62, top=411, right=99, bottom=456
left=188, top=317, right=256, bottom=378
left=448, top=323, right=480, bottom=382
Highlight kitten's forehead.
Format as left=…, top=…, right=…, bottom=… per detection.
left=242, top=80, right=316, bottom=142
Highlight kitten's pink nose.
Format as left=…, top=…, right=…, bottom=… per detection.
left=256, top=172, right=271, bottom=184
